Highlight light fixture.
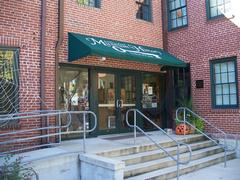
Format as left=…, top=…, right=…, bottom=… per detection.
left=98, top=73, right=106, bottom=78
left=159, top=65, right=167, bottom=73
left=100, top=56, right=106, bottom=61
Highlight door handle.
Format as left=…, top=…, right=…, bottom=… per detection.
left=119, top=100, right=123, bottom=108
left=116, top=100, right=120, bottom=108
left=116, top=100, right=123, bottom=108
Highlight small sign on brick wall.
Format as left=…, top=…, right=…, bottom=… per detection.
left=196, top=80, right=204, bottom=88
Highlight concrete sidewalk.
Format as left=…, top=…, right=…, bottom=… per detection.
left=177, top=159, right=240, bottom=180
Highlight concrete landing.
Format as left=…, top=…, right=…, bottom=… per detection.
left=58, top=132, right=202, bottom=154
left=16, top=131, right=201, bottom=162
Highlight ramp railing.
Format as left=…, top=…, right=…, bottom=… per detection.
left=0, top=110, right=97, bottom=156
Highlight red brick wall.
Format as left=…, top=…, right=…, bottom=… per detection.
left=166, top=1, right=240, bottom=134
left=0, top=0, right=41, bottom=151
left=44, top=1, right=58, bottom=110
left=70, top=56, right=161, bottom=72
left=0, top=0, right=58, bottom=151
left=59, top=0, right=163, bottom=72
left=0, top=0, right=41, bottom=112
left=0, top=0, right=164, bottom=151
left=0, top=0, right=57, bottom=110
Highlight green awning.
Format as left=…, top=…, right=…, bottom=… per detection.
left=68, top=32, right=186, bottom=67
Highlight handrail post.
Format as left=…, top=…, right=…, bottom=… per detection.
left=134, top=110, right=137, bottom=145
left=58, top=113, right=61, bottom=143
left=47, top=116, right=50, bottom=143
left=83, top=112, right=86, bottom=153
left=183, top=108, right=186, bottom=136
left=224, top=134, right=227, bottom=167
left=177, top=144, right=180, bottom=180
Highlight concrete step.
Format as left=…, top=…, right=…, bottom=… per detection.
left=125, top=151, right=236, bottom=180
left=116, top=140, right=215, bottom=166
left=124, top=145, right=224, bottom=177
left=97, top=135, right=206, bottom=157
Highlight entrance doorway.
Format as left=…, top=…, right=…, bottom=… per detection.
left=58, top=65, right=167, bottom=138
left=97, top=72, right=138, bottom=134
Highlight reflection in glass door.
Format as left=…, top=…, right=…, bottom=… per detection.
left=58, top=67, right=89, bottom=139
left=97, top=73, right=116, bottom=131
left=120, top=75, right=136, bottom=129
left=142, top=74, right=163, bottom=130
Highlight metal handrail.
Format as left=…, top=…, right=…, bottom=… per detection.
left=0, top=110, right=66, bottom=128
left=126, top=109, right=192, bottom=180
left=0, top=110, right=97, bottom=155
left=176, top=107, right=238, bottom=167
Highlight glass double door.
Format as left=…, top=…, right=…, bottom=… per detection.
left=97, top=72, right=137, bottom=133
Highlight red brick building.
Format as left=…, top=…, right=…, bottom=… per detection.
left=0, top=0, right=239, bottom=151
left=163, top=0, right=240, bottom=134
left=57, top=0, right=179, bottom=136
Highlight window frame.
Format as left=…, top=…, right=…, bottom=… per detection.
left=0, top=47, right=20, bottom=115
left=206, top=0, right=231, bottom=20
left=210, top=57, right=239, bottom=109
left=76, top=0, right=101, bottom=8
left=167, top=0, right=188, bottom=31
left=136, top=0, right=153, bottom=22
left=58, top=65, right=90, bottom=111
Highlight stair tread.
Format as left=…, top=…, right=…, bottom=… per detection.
left=115, top=140, right=214, bottom=162
left=97, top=134, right=205, bottom=157
left=125, top=145, right=222, bottom=172
left=125, top=151, right=235, bottom=180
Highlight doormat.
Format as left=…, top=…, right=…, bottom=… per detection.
left=102, top=134, right=145, bottom=140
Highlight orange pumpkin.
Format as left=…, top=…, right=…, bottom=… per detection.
left=176, top=123, right=190, bottom=135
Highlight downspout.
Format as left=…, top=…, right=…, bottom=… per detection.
left=161, top=0, right=174, bottom=128
left=55, top=0, right=64, bottom=110
left=40, top=0, right=46, bottom=110
left=40, top=0, right=46, bottom=143
left=161, top=0, right=168, bottom=51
